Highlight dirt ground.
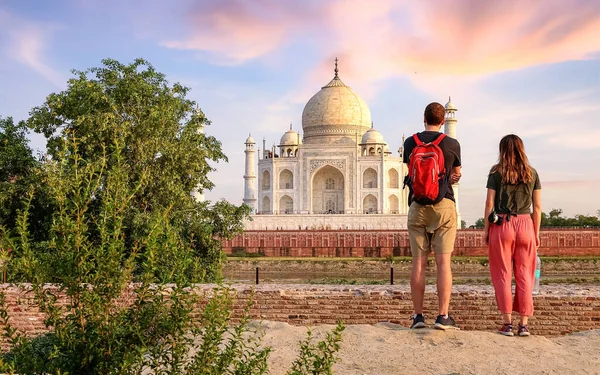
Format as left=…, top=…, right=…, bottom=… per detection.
left=261, top=321, right=600, bottom=375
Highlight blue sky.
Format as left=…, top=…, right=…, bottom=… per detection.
left=1, top=0, right=599, bottom=224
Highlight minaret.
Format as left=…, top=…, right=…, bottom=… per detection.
left=445, top=97, right=461, bottom=228
left=444, top=96, right=457, bottom=139
left=244, top=134, right=257, bottom=214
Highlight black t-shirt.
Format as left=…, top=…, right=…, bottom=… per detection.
left=403, top=131, right=462, bottom=203
left=486, top=168, right=541, bottom=214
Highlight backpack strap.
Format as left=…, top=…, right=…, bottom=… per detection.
left=412, top=133, right=423, bottom=145
left=432, top=133, right=446, bottom=146
left=413, top=133, right=446, bottom=146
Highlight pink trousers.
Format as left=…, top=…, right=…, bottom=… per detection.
left=488, top=214, right=537, bottom=316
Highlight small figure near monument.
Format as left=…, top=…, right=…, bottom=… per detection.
left=484, top=134, right=542, bottom=337
left=403, top=102, right=462, bottom=330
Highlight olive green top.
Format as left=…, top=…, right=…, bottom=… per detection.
left=486, top=167, right=541, bottom=215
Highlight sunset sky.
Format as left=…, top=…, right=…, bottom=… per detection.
left=1, top=0, right=599, bottom=224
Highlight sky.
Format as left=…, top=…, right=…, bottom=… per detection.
left=0, top=0, right=599, bottom=225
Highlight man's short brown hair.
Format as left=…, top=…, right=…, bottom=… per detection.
left=424, top=102, right=445, bottom=126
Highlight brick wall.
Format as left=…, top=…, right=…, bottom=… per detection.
left=221, top=229, right=600, bottom=257
left=1, top=284, right=599, bottom=339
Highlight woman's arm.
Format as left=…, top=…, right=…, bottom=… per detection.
left=532, top=189, right=542, bottom=247
left=484, top=188, right=495, bottom=244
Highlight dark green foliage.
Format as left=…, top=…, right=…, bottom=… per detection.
left=0, top=117, right=52, bottom=245
left=287, top=322, right=345, bottom=375
left=541, top=208, right=600, bottom=227
left=0, top=135, right=268, bottom=374
left=473, top=208, right=600, bottom=229
left=473, top=218, right=485, bottom=229
left=4, top=58, right=251, bottom=283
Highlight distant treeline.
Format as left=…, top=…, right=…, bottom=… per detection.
left=472, top=208, right=600, bottom=229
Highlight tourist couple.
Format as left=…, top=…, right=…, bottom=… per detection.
left=404, top=102, right=542, bottom=337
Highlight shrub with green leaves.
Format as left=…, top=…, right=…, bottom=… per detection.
left=0, top=133, right=270, bottom=373
left=4, top=58, right=250, bottom=284
left=287, top=322, right=345, bottom=375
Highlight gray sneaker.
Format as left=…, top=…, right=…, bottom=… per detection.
left=410, top=314, right=426, bottom=329
left=434, top=314, right=460, bottom=330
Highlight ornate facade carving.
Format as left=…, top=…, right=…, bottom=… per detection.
left=309, top=159, right=346, bottom=174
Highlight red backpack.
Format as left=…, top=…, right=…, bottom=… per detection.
left=407, top=133, right=448, bottom=205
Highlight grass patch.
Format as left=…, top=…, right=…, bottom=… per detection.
left=537, top=256, right=600, bottom=262
left=227, top=255, right=600, bottom=263
left=229, top=250, right=264, bottom=258
left=308, top=278, right=389, bottom=285
left=541, top=277, right=600, bottom=284
left=294, top=277, right=600, bottom=286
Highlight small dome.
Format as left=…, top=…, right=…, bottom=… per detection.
left=245, top=134, right=255, bottom=144
left=280, top=128, right=301, bottom=146
left=445, top=96, right=457, bottom=110
left=361, top=128, right=385, bottom=144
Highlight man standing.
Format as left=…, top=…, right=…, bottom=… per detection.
left=403, top=102, right=462, bottom=330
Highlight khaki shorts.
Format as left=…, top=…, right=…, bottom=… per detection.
left=407, top=198, right=457, bottom=257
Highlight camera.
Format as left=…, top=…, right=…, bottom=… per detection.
left=488, top=211, right=504, bottom=225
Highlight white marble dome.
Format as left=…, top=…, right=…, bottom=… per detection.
left=361, top=127, right=385, bottom=144
left=280, top=128, right=301, bottom=146
left=245, top=134, right=255, bottom=144
left=445, top=97, right=456, bottom=110
left=302, top=73, right=371, bottom=144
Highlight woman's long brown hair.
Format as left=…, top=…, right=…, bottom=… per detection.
left=490, top=134, right=533, bottom=184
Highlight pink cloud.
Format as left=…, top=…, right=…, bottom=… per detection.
left=162, top=0, right=600, bottom=80
left=161, top=0, right=323, bottom=64
left=0, top=10, right=64, bottom=87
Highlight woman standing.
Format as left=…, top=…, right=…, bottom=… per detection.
left=484, top=134, right=542, bottom=337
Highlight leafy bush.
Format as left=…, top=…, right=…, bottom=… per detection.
left=287, top=322, right=345, bottom=375
left=0, top=133, right=272, bottom=373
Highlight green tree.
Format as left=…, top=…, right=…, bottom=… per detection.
left=474, top=218, right=485, bottom=229
left=541, top=208, right=600, bottom=227
left=0, top=135, right=270, bottom=374
left=25, top=58, right=248, bottom=282
left=0, top=117, right=51, bottom=244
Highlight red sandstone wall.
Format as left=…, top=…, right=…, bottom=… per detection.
left=221, top=229, right=600, bottom=257
left=1, top=285, right=599, bottom=339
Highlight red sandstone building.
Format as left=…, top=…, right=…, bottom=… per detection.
left=221, top=229, right=600, bottom=257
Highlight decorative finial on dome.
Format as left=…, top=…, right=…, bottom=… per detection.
left=334, top=57, right=339, bottom=78
left=290, top=123, right=292, bottom=130
left=371, top=121, right=374, bottom=129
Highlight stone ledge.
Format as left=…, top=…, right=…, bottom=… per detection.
left=197, top=284, right=600, bottom=297
left=1, top=284, right=599, bottom=338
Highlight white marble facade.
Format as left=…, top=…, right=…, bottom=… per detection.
left=243, top=60, right=461, bottom=230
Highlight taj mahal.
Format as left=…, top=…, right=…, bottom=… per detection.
left=242, top=60, right=461, bottom=230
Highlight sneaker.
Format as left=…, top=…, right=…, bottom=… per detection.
left=498, top=323, right=514, bottom=336
left=434, top=314, right=460, bottom=330
left=518, top=324, right=530, bottom=337
left=410, top=314, right=426, bottom=329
